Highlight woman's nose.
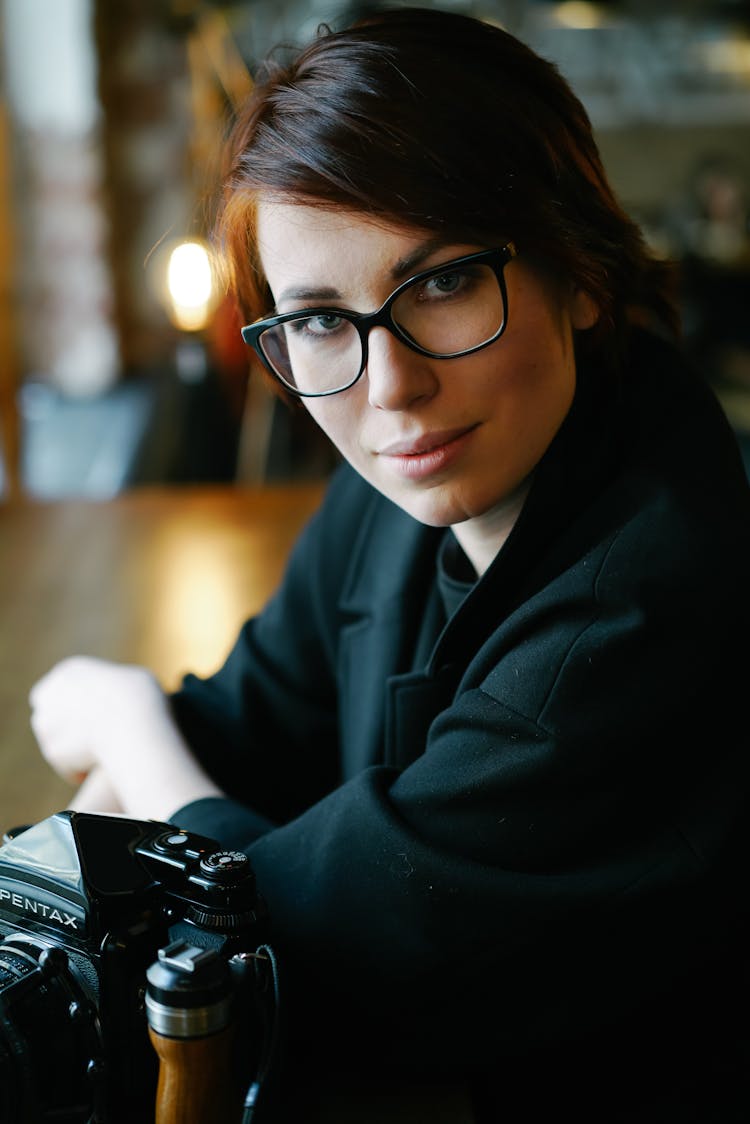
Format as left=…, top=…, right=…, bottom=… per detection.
left=365, top=326, right=439, bottom=410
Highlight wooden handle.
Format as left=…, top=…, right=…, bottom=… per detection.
left=148, top=1024, right=243, bottom=1124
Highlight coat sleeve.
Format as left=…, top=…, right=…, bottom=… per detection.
left=172, top=487, right=750, bottom=1075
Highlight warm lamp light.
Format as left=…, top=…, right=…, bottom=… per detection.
left=552, top=2, right=608, bottom=30
left=165, top=239, right=215, bottom=332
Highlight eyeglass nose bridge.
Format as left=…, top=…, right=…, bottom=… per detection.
left=349, top=289, right=439, bottom=384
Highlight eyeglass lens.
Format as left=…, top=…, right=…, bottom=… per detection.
left=260, top=259, right=506, bottom=395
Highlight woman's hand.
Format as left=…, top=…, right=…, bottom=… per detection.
left=29, top=656, right=224, bottom=821
left=30, top=657, right=166, bottom=785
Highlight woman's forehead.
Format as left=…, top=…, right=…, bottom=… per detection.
left=256, top=195, right=424, bottom=245
left=255, top=198, right=476, bottom=293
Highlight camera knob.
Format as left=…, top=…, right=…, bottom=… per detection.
left=184, top=905, right=256, bottom=931
left=38, top=947, right=69, bottom=978
left=186, top=850, right=258, bottom=931
left=199, top=850, right=250, bottom=881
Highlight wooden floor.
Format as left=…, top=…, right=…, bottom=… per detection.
left=0, top=483, right=324, bottom=833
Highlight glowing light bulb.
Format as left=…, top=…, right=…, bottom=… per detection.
left=166, top=240, right=215, bottom=332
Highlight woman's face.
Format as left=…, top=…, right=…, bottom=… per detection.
left=255, top=199, right=596, bottom=566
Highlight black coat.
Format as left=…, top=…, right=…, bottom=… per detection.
left=171, top=329, right=750, bottom=1119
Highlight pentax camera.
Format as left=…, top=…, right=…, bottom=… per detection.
left=0, top=811, right=275, bottom=1123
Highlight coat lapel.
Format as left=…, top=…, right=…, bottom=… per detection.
left=336, top=494, right=443, bottom=776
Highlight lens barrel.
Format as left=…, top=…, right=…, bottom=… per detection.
left=0, top=939, right=99, bottom=1123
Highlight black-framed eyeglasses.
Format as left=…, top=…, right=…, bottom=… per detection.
left=241, top=243, right=518, bottom=398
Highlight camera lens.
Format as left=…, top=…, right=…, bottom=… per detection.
left=0, top=939, right=100, bottom=1123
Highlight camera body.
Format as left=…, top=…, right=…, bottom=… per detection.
left=0, top=811, right=268, bottom=1123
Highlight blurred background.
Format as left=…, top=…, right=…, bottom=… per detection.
left=1, top=0, right=749, bottom=500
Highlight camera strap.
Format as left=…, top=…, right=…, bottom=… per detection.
left=242, top=943, right=282, bottom=1124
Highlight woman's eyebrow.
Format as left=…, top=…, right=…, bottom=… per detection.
left=275, top=285, right=341, bottom=306
left=274, top=238, right=459, bottom=308
left=390, top=237, right=456, bottom=281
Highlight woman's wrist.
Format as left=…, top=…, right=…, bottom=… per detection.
left=96, top=708, right=225, bottom=822
left=68, top=766, right=124, bottom=814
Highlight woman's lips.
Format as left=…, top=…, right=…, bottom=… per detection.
left=377, top=425, right=477, bottom=479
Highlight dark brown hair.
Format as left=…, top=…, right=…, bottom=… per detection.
left=217, top=5, right=679, bottom=366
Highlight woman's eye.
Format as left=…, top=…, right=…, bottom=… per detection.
left=309, top=313, right=344, bottom=334
left=287, top=313, right=345, bottom=338
left=304, top=313, right=345, bottom=337
left=427, top=271, right=462, bottom=294
left=419, top=269, right=473, bottom=300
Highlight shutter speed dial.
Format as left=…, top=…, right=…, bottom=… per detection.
left=199, top=851, right=250, bottom=881
left=186, top=850, right=256, bottom=931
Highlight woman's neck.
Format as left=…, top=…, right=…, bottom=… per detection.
left=451, top=478, right=532, bottom=577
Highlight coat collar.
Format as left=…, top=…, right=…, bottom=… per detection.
left=338, top=476, right=444, bottom=615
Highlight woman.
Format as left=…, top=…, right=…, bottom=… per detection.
left=29, top=8, right=750, bottom=1121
